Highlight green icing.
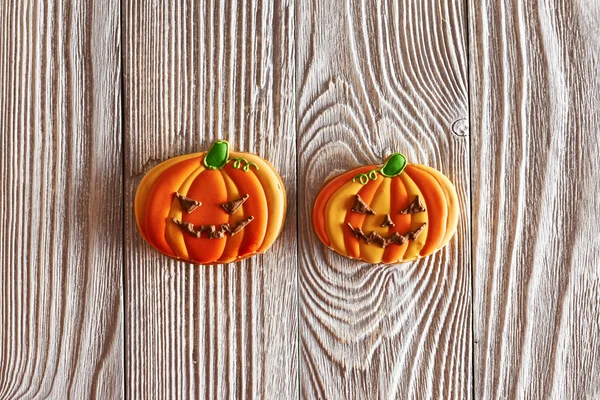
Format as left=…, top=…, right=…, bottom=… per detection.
left=352, top=153, right=408, bottom=185
left=380, top=153, right=407, bottom=177
left=229, top=157, right=259, bottom=172
left=202, top=140, right=259, bottom=172
left=352, top=169, right=380, bottom=185
left=203, top=140, right=230, bottom=169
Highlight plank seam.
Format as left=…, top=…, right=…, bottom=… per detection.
left=120, top=0, right=127, bottom=395
left=466, top=0, right=474, bottom=397
left=293, top=3, right=301, bottom=399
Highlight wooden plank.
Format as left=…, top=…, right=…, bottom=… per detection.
left=297, top=0, right=470, bottom=398
left=0, top=0, right=123, bottom=398
left=470, top=0, right=600, bottom=398
left=122, top=0, right=297, bottom=398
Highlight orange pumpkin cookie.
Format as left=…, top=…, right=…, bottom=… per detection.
left=135, top=140, right=286, bottom=264
left=312, top=153, right=459, bottom=264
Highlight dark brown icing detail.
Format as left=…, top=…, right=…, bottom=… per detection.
left=351, top=194, right=376, bottom=215
left=194, top=224, right=222, bottom=239
left=388, top=232, right=409, bottom=246
left=399, top=195, right=426, bottom=214
left=172, top=219, right=197, bottom=236
left=381, top=214, right=395, bottom=227
left=347, top=222, right=427, bottom=248
left=222, top=193, right=250, bottom=214
left=172, top=216, right=254, bottom=239
left=406, top=222, right=427, bottom=241
left=175, top=192, right=202, bottom=214
left=230, top=216, right=254, bottom=235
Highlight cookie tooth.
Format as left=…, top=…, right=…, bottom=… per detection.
left=172, top=218, right=256, bottom=239
left=407, top=223, right=427, bottom=241
left=231, top=216, right=254, bottom=236
left=172, top=218, right=196, bottom=236
left=346, top=222, right=428, bottom=248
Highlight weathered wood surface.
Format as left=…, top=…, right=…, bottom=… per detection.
left=3, top=0, right=600, bottom=398
left=122, top=0, right=297, bottom=398
left=296, top=0, right=471, bottom=398
left=470, top=0, right=600, bottom=399
left=0, top=0, right=123, bottom=398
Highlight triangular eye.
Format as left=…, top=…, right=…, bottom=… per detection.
left=351, top=194, right=376, bottom=215
left=222, top=194, right=249, bottom=214
left=399, top=195, right=426, bottom=214
left=176, top=192, right=202, bottom=214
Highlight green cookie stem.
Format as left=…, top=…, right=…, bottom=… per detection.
left=352, top=153, right=408, bottom=185
left=203, top=140, right=230, bottom=170
left=380, top=153, right=407, bottom=177
left=202, top=140, right=259, bottom=172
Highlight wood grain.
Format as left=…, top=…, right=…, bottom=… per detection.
left=0, top=0, right=123, bottom=398
left=297, top=0, right=471, bottom=398
left=470, top=0, right=600, bottom=398
left=123, top=0, right=297, bottom=398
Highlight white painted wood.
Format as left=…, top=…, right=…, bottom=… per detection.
left=0, top=0, right=123, bottom=398
left=123, top=0, right=297, bottom=398
left=470, top=0, right=600, bottom=398
left=4, top=0, right=599, bottom=397
left=297, top=0, right=471, bottom=398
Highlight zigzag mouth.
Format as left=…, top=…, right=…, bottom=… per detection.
left=347, top=222, right=427, bottom=249
left=173, top=216, right=254, bottom=239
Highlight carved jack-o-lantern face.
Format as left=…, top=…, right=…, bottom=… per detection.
left=170, top=192, right=255, bottom=239
left=313, top=153, right=459, bottom=264
left=135, top=140, right=286, bottom=265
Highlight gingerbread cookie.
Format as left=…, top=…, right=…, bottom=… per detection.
left=313, top=153, right=459, bottom=264
left=135, top=140, right=286, bottom=264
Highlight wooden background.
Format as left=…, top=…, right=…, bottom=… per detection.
left=1, top=0, right=598, bottom=399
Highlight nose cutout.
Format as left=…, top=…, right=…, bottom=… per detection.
left=380, top=214, right=395, bottom=227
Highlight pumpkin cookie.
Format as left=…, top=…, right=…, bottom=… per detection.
left=312, top=153, right=459, bottom=264
left=135, top=140, right=286, bottom=264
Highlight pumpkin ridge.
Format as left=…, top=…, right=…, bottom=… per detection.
left=164, top=163, right=206, bottom=260
left=412, top=164, right=459, bottom=249
left=313, top=166, right=373, bottom=246
left=357, top=176, right=392, bottom=263
left=343, top=175, right=385, bottom=259
left=382, top=176, right=412, bottom=263
left=404, top=165, right=447, bottom=257
left=135, top=153, right=201, bottom=240
left=143, top=156, right=203, bottom=256
left=324, top=180, right=365, bottom=256
left=224, top=163, right=268, bottom=257
left=182, top=169, right=229, bottom=263
left=238, top=152, right=287, bottom=252
left=410, top=165, right=450, bottom=252
left=217, top=169, right=246, bottom=263
left=399, top=172, right=429, bottom=261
